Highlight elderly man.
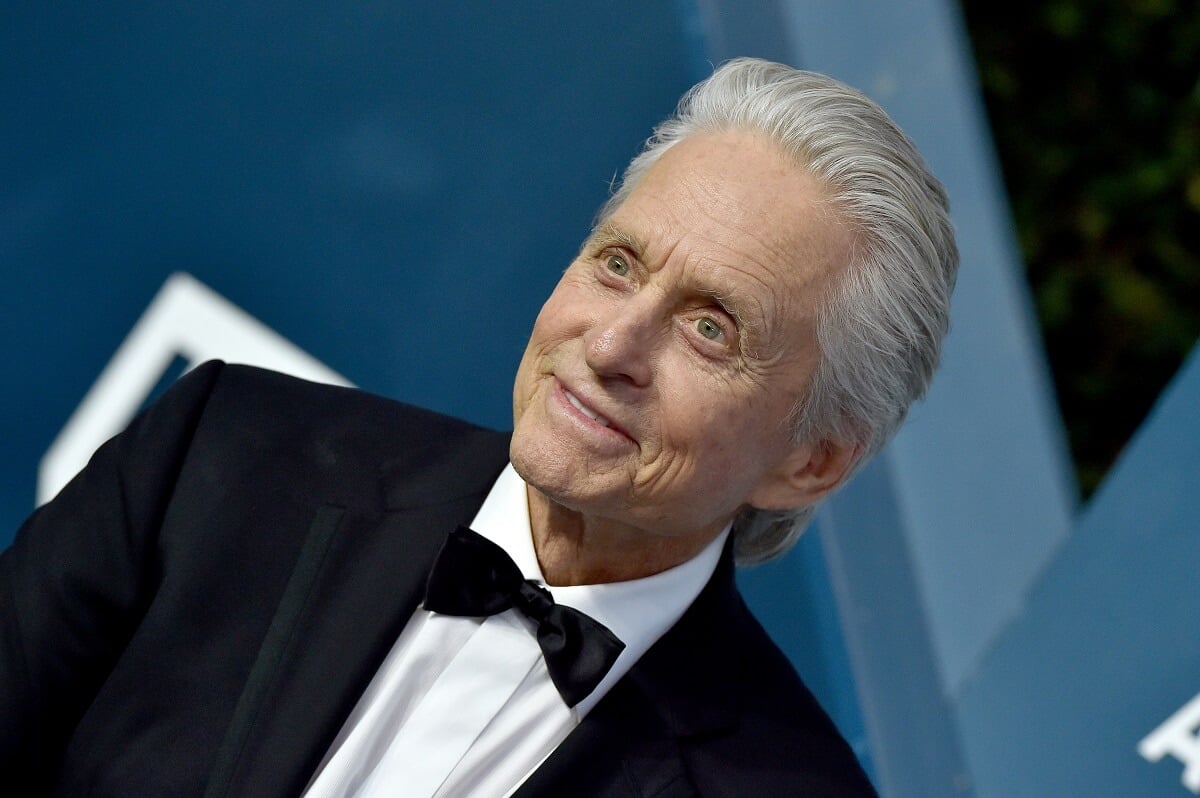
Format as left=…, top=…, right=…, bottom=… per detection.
left=1, top=59, right=956, bottom=796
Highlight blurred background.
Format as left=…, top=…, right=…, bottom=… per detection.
left=964, top=0, right=1200, bottom=496
left=3, top=2, right=1198, bottom=796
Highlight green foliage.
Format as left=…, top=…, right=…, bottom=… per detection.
left=963, top=0, right=1200, bottom=494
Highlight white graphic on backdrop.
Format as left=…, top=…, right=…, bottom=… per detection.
left=37, top=272, right=351, bottom=505
left=1139, top=691, right=1200, bottom=793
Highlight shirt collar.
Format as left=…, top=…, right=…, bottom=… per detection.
left=470, top=463, right=730, bottom=716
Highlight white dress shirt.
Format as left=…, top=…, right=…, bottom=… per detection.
left=303, top=464, right=728, bottom=798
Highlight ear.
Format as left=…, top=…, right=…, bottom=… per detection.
left=744, top=438, right=861, bottom=511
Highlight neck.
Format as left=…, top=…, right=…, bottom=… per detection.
left=525, top=486, right=726, bottom=586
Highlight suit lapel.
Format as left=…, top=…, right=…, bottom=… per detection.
left=208, top=426, right=510, bottom=798
left=514, top=545, right=743, bottom=798
left=513, top=679, right=696, bottom=798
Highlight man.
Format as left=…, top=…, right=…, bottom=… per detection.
left=1, top=58, right=956, bottom=796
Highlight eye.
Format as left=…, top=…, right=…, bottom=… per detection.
left=606, top=254, right=630, bottom=277
left=696, top=316, right=724, bottom=341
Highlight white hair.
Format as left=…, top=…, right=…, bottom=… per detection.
left=599, top=58, right=958, bottom=564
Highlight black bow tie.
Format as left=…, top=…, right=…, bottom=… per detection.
left=422, top=525, right=625, bottom=708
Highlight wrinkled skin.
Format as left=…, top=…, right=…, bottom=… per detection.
left=510, top=131, right=856, bottom=585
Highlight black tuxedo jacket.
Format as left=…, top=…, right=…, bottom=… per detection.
left=1, top=362, right=875, bottom=797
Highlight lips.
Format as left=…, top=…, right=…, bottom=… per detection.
left=564, top=388, right=611, bottom=427
left=554, top=380, right=634, bottom=443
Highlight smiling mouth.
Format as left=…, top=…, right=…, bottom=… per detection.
left=563, top=388, right=612, bottom=428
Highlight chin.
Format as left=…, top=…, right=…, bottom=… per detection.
left=509, top=430, right=565, bottom=497
left=511, top=436, right=574, bottom=497
left=511, top=436, right=609, bottom=515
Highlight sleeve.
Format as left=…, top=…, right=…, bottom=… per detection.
left=0, top=360, right=226, bottom=781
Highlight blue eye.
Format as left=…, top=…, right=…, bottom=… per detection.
left=696, top=317, right=723, bottom=341
left=606, top=254, right=630, bottom=276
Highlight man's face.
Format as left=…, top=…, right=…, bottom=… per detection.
left=510, top=130, right=851, bottom=544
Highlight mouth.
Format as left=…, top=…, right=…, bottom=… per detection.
left=563, top=388, right=612, bottom=427
left=553, top=379, right=634, bottom=443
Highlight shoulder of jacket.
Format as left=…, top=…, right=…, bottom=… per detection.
left=200, top=360, right=500, bottom=439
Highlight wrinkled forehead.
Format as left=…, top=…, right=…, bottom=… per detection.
left=599, top=131, right=852, bottom=293
left=588, top=132, right=855, bottom=353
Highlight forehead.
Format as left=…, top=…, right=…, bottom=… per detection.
left=600, top=131, right=850, bottom=322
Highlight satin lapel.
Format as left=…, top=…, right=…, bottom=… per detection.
left=514, top=544, right=743, bottom=798
left=207, top=427, right=511, bottom=798
left=512, top=680, right=695, bottom=798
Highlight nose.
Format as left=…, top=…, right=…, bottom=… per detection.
left=583, top=296, right=658, bottom=387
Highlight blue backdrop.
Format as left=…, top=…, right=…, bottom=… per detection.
left=5, top=3, right=1199, bottom=796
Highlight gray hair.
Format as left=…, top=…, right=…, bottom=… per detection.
left=599, top=58, right=958, bottom=564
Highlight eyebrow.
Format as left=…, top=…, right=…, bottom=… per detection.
left=585, top=221, right=646, bottom=256
left=707, top=288, right=747, bottom=328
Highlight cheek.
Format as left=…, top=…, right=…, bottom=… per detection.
left=527, top=288, right=585, bottom=350
left=512, top=348, right=536, bottom=407
left=656, top=367, right=788, bottom=465
left=653, top=376, right=741, bottom=465
left=658, top=360, right=747, bottom=430
left=513, top=290, right=585, bottom=415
